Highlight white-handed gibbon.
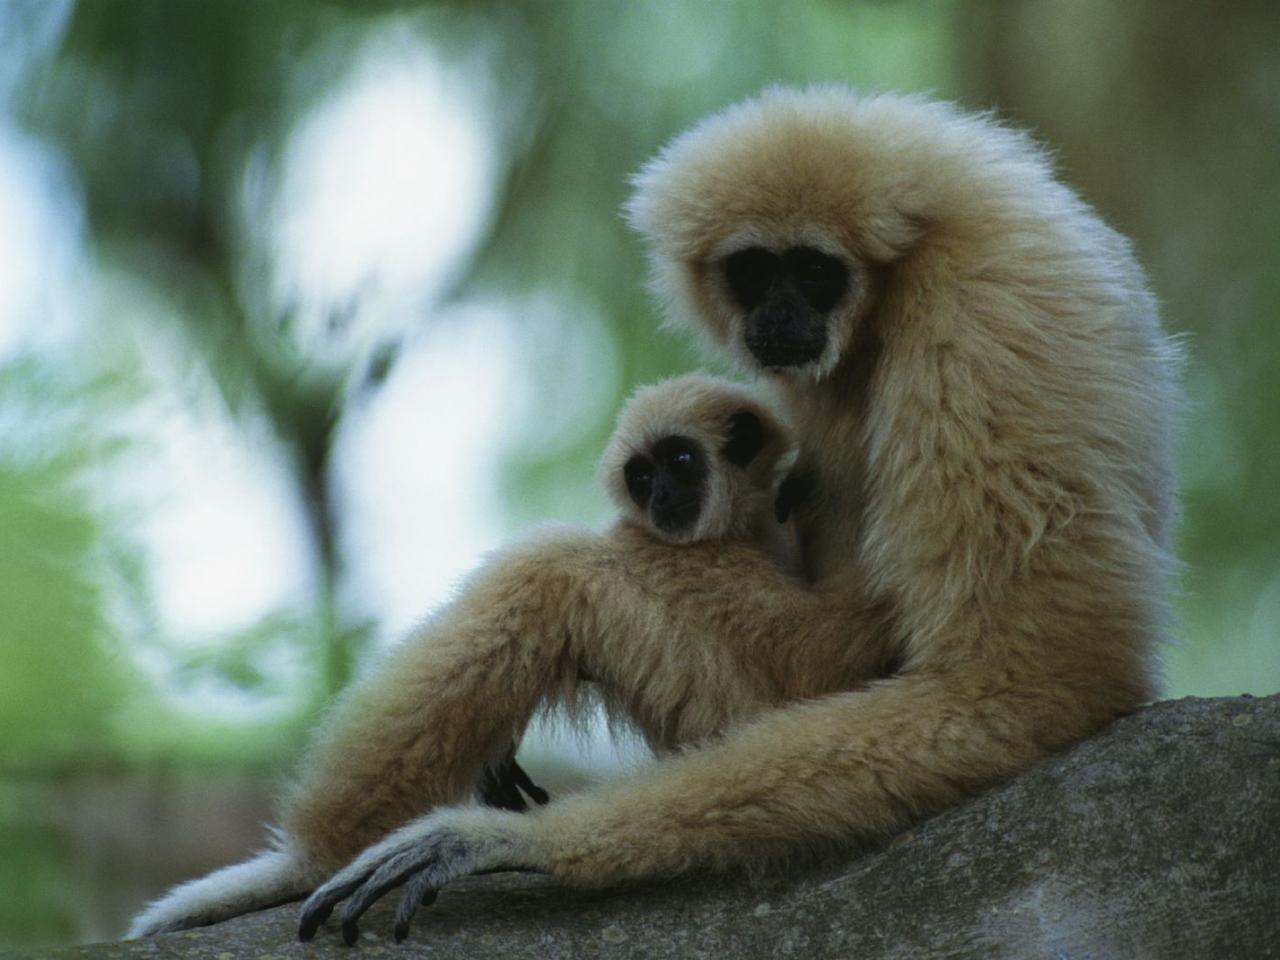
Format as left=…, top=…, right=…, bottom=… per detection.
left=128, top=86, right=1180, bottom=946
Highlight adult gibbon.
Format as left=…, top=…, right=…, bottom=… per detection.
left=128, top=86, right=1180, bottom=946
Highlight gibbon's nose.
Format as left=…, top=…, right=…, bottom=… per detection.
left=744, top=283, right=828, bottom=369
left=650, top=475, right=701, bottom=535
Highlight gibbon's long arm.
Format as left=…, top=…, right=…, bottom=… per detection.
left=284, top=525, right=893, bottom=877
left=130, top=524, right=886, bottom=941
left=297, top=666, right=1108, bottom=944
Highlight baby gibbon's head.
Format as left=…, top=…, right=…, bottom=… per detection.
left=600, top=373, right=795, bottom=544
left=627, top=85, right=1060, bottom=381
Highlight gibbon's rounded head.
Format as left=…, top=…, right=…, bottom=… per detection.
left=626, top=85, right=1061, bottom=380
left=600, top=373, right=795, bottom=543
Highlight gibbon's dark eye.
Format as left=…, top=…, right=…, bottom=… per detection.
left=723, top=247, right=781, bottom=311
left=782, top=247, right=849, bottom=313
left=624, top=456, right=654, bottom=508
left=651, top=436, right=703, bottom=475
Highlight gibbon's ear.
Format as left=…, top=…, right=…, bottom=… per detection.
left=723, top=411, right=765, bottom=467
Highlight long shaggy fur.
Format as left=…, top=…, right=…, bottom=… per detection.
left=128, top=86, right=1180, bottom=940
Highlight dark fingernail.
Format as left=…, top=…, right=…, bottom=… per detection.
left=299, top=901, right=332, bottom=941
left=394, top=921, right=409, bottom=942
left=341, top=919, right=359, bottom=946
left=421, top=889, right=437, bottom=906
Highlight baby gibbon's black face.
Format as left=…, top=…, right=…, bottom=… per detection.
left=624, top=412, right=765, bottom=537
left=624, top=436, right=707, bottom=536
left=722, top=246, right=850, bottom=369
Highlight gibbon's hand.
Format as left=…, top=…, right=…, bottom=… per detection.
left=297, top=808, right=533, bottom=946
left=476, top=749, right=550, bottom=812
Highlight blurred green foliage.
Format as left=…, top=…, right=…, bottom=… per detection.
left=0, top=360, right=134, bottom=766
left=0, top=0, right=1276, bottom=946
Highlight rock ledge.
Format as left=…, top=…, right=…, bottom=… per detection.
left=31, top=695, right=1280, bottom=959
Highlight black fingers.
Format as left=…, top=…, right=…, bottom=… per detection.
left=303, top=833, right=473, bottom=945
left=477, top=752, right=550, bottom=811
left=477, top=760, right=528, bottom=811
left=394, top=869, right=441, bottom=942
left=298, top=874, right=370, bottom=942
left=337, top=852, right=428, bottom=945
left=511, top=761, right=550, bottom=806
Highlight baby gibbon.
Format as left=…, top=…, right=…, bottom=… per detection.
left=478, top=372, right=799, bottom=813
left=129, top=86, right=1179, bottom=947
left=600, top=372, right=800, bottom=571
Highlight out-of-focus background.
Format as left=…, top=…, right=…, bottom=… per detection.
left=0, top=0, right=1276, bottom=946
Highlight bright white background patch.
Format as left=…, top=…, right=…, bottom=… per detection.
left=267, top=25, right=496, bottom=358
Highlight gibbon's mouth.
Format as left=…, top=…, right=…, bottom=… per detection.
left=745, top=334, right=828, bottom=370
left=651, top=495, right=701, bottom=536
left=743, top=304, right=829, bottom=370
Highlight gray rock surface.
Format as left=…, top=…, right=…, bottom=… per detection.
left=25, top=695, right=1280, bottom=959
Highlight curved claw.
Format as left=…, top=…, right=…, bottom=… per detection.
left=299, top=875, right=369, bottom=942
left=297, top=827, right=478, bottom=945
left=336, top=848, right=433, bottom=945
left=394, top=870, right=441, bottom=942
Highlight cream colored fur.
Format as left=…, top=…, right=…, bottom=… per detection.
left=128, top=86, right=1180, bottom=941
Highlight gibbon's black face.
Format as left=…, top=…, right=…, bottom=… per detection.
left=624, top=412, right=765, bottom=537
left=722, top=246, right=850, bottom=369
left=625, top=436, right=706, bottom=535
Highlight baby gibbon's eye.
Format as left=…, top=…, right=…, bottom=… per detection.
left=667, top=446, right=696, bottom=471
left=624, top=456, right=654, bottom=508
left=783, top=247, right=849, bottom=313
left=723, top=247, right=780, bottom=311
left=652, top=437, right=703, bottom=476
